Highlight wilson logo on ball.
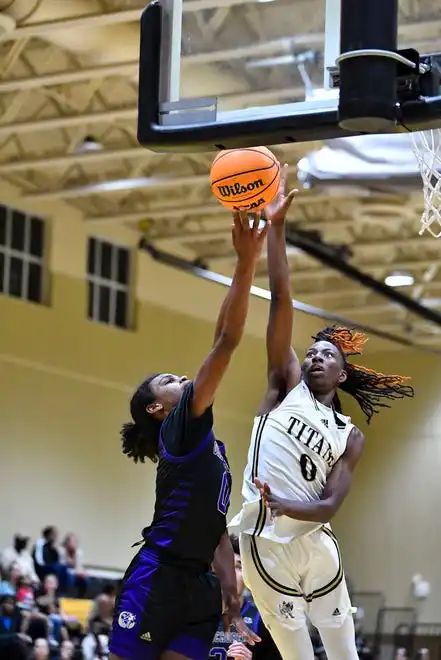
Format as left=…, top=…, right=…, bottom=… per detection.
left=217, top=179, right=265, bottom=198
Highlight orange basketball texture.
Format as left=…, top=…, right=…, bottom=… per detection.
left=210, top=147, right=280, bottom=211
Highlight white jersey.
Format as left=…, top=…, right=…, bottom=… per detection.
left=230, top=380, right=354, bottom=542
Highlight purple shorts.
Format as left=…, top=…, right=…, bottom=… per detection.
left=110, top=546, right=221, bottom=660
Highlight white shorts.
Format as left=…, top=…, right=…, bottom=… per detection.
left=240, top=526, right=352, bottom=631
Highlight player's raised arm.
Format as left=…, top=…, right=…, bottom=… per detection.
left=259, top=165, right=300, bottom=414
left=191, top=212, right=269, bottom=418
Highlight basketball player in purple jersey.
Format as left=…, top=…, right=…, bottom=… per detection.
left=109, top=212, right=271, bottom=660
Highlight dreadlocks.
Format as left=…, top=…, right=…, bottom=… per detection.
left=312, top=326, right=414, bottom=423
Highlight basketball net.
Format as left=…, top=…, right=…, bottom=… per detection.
left=411, top=128, right=441, bottom=238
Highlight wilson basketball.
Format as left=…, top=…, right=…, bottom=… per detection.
left=210, top=147, right=280, bottom=211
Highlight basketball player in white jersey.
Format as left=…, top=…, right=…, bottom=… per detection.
left=230, top=165, right=414, bottom=660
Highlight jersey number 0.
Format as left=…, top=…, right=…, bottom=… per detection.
left=300, top=453, right=317, bottom=481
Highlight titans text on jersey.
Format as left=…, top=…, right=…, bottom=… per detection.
left=286, top=415, right=336, bottom=469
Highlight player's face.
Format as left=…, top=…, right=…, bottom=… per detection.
left=234, top=554, right=245, bottom=596
left=302, top=340, right=347, bottom=394
left=148, top=373, right=190, bottom=415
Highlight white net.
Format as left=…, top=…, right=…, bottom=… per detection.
left=411, top=128, right=441, bottom=238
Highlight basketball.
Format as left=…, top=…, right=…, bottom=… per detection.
left=210, top=147, right=280, bottom=211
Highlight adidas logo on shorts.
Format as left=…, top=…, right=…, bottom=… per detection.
left=140, top=632, right=152, bottom=642
left=332, top=608, right=341, bottom=616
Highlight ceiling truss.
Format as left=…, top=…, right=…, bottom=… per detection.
left=0, top=0, right=440, bottom=343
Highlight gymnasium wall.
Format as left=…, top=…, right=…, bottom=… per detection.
left=333, top=349, right=441, bottom=622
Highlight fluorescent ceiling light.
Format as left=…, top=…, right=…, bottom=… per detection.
left=82, top=177, right=152, bottom=194
left=384, top=271, right=415, bottom=287
left=256, top=0, right=276, bottom=4
left=305, top=87, right=339, bottom=102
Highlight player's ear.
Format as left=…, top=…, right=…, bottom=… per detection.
left=146, top=401, right=163, bottom=415
left=338, top=369, right=347, bottom=385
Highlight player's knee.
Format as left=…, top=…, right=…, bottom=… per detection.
left=317, top=614, right=359, bottom=660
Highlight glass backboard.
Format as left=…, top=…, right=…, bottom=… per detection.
left=137, top=0, right=441, bottom=152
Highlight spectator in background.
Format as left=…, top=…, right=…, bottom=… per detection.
left=60, top=534, right=88, bottom=598
left=89, top=595, right=113, bottom=634
left=60, top=639, right=75, bottom=659
left=1, top=534, right=39, bottom=585
left=81, top=617, right=109, bottom=660
left=33, top=637, right=50, bottom=660
left=0, top=595, right=23, bottom=636
left=0, top=634, right=29, bottom=660
left=16, top=578, right=36, bottom=612
left=86, top=586, right=116, bottom=632
left=33, top=527, right=69, bottom=593
left=35, top=574, right=67, bottom=647
left=0, top=561, right=22, bottom=597
left=33, top=527, right=60, bottom=579
left=20, top=590, right=51, bottom=646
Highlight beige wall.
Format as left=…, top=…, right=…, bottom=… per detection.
left=333, top=350, right=441, bottom=621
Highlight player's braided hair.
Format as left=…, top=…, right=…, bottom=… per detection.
left=312, top=326, right=414, bottom=423
left=120, top=373, right=161, bottom=463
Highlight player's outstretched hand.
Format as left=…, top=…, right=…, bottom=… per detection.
left=232, top=210, right=270, bottom=265
left=254, top=478, right=288, bottom=517
left=222, top=595, right=261, bottom=646
left=264, top=163, right=297, bottom=226
left=227, top=641, right=253, bottom=659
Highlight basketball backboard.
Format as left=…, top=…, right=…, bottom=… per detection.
left=137, top=0, right=441, bottom=153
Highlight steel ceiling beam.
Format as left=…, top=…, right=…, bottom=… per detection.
left=0, top=107, right=137, bottom=136
left=144, top=242, right=441, bottom=354
left=0, top=146, right=150, bottom=173
left=285, top=228, right=441, bottom=327
left=0, top=19, right=439, bottom=92
left=0, top=0, right=268, bottom=43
